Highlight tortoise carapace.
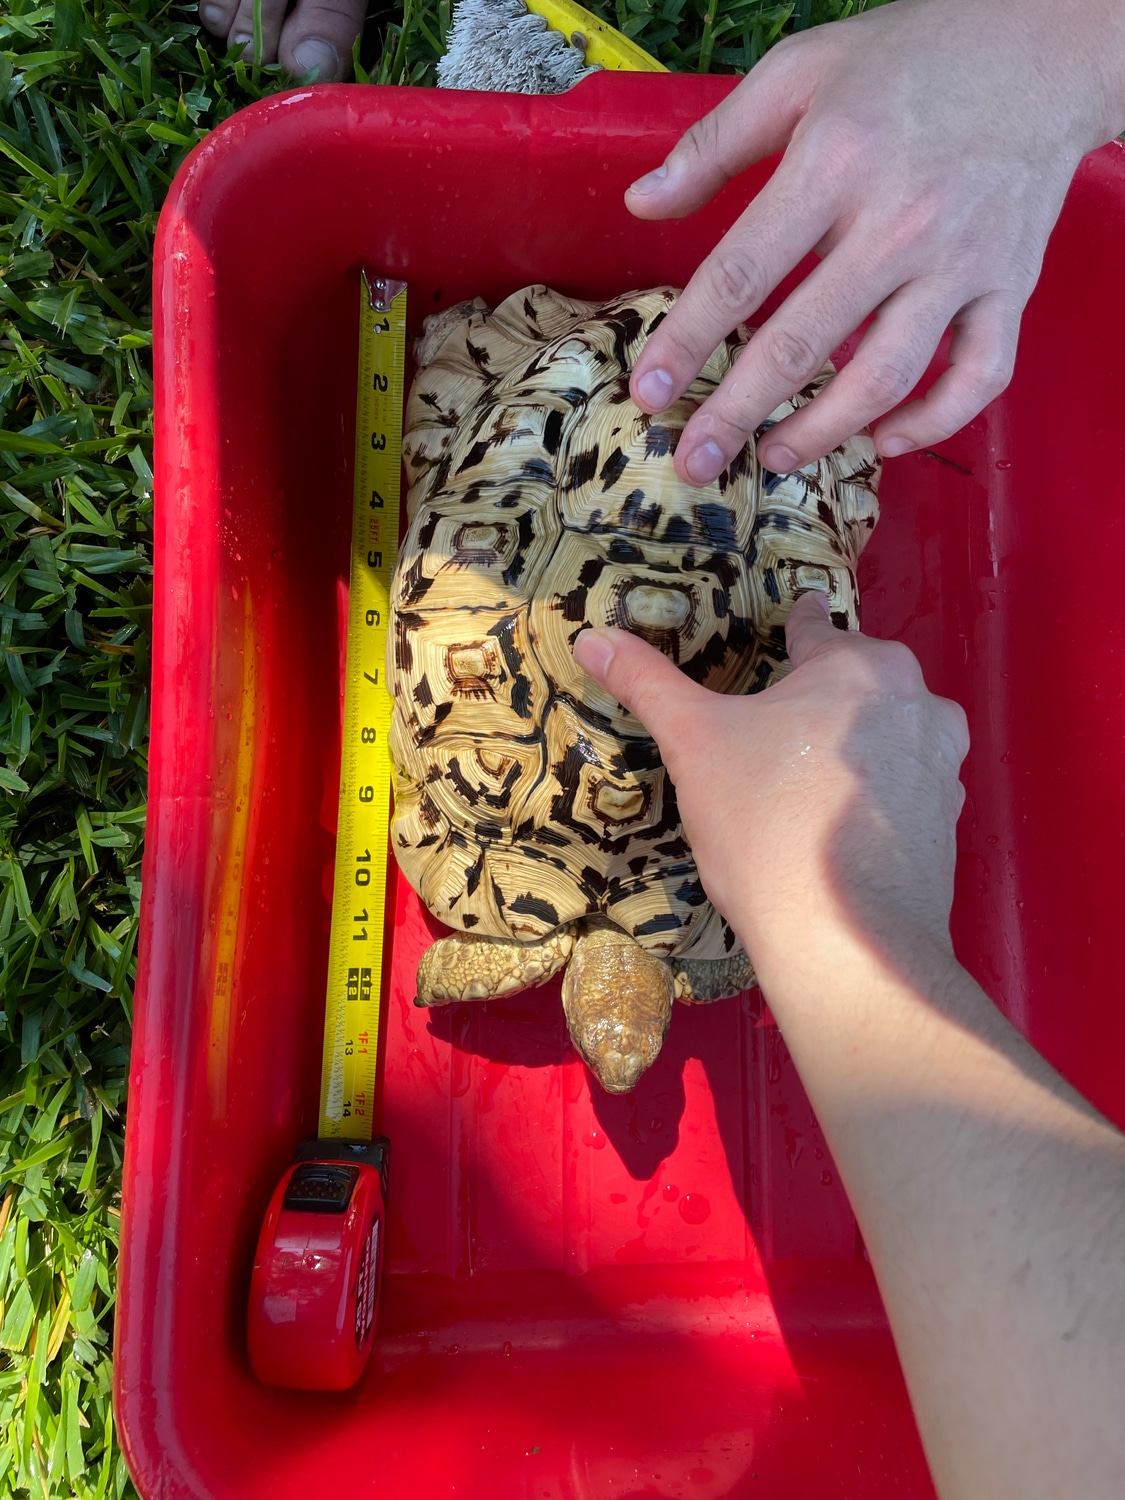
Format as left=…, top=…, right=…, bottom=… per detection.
left=388, top=285, right=880, bottom=1093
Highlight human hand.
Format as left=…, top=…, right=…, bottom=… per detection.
left=628, top=0, right=1125, bottom=485
left=572, top=591, right=969, bottom=983
left=198, top=0, right=362, bottom=80
left=577, top=595, right=1125, bottom=1500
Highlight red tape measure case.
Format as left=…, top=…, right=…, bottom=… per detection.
left=248, top=1138, right=390, bottom=1390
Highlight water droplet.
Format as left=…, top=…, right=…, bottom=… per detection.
left=994, top=459, right=1011, bottom=470
left=679, top=1193, right=710, bottom=1225
left=582, top=1131, right=606, bottom=1150
left=502, top=1341, right=512, bottom=1357
left=609, top=1192, right=626, bottom=1204
left=662, top=1182, right=679, bottom=1202
left=821, top=1170, right=834, bottom=1186
left=986, top=835, right=999, bottom=845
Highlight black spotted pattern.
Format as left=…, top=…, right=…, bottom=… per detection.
left=391, top=284, right=880, bottom=954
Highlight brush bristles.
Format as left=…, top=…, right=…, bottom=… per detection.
left=437, top=0, right=599, bottom=93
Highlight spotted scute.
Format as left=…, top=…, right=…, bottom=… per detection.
left=389, top=285, right=880, bottom=1092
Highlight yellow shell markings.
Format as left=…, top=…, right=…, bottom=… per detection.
left=389, top=285, right=881, bottom=1091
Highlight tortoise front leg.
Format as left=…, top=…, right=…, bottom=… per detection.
left=414, top=925, right=576, bottom=1005
left=672, top=952, right=757, bottom=1004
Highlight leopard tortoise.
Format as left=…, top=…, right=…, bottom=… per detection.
left=388, top=285, right=880, bottom=1093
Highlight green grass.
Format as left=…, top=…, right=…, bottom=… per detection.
left=0, top=0, right=890, bottom=1493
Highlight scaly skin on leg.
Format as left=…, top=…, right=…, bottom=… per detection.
left=561, top=920, right=674, bottom=1094
left=414, top=926, right=575, bottom=1005
left=673, top=952, right=757, bottom=1004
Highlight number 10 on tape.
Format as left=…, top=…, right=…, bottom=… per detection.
left=247, top=273, right=405, bottom=1392
left=320, top=272, right=404, bottom=1144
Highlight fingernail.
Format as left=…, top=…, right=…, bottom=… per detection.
left=809, top=590, right=832, bottom=616
left=231, top=30, right=252, bottom=47
left=628, top=165, right=668, bottom=196
left=293, top=37, right=339, bottom=76
left=635, top=368, right=675, bottom=410
left=573, top=629, right=615, bottom=681
left=684, top=441, right=726, bottom=485
left=760, top=443, right=798, bottom=473
left=202, top=3, right=227, bottom=24
left=880, top=436, right=912, bottom=458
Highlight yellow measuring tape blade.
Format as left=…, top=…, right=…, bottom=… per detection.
left=318, top=273, right=406, bottom=1142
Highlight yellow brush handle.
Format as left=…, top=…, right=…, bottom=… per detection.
left=528, top=0, right=667, bottom=71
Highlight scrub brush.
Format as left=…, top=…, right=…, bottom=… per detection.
left=436, top=0, right=666, bottom=93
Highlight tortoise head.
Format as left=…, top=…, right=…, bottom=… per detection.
left=561, top=920, right=674, bottom=1094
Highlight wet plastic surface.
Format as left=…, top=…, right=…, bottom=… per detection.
left=118, top=75, right=1125, bottom=1499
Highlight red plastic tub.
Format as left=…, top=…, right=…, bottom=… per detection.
left=118, top=75, right=1125, bottom=1499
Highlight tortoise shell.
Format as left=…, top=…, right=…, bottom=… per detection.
left=389, top=285, right=880, bottom=970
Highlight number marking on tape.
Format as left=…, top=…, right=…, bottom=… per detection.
left=318, top=273, right=406, bottom=1141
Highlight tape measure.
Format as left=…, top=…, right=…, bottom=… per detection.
left=248, top=272, right=406, bottom=1392
left=318, top=272, right=405, bottom=1144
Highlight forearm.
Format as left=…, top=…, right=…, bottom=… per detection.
left=573, top=603, right=1125, bottom=1492
left=752, top=922, right=1125, bottom=1500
